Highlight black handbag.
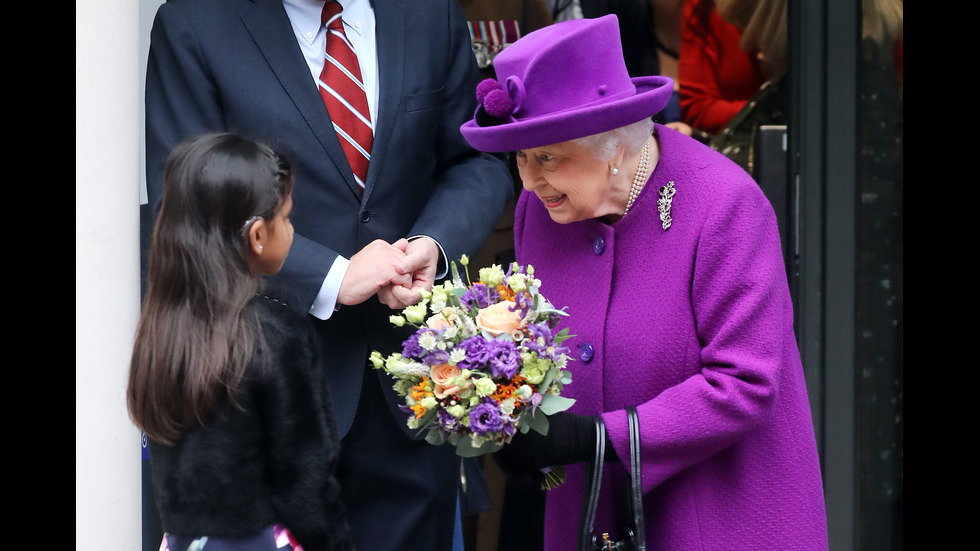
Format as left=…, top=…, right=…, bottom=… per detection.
left=578, top=406, right=645, bottom=551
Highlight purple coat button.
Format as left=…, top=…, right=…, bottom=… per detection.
left=592, top=236, right=605, bottom=255
left=578, top=342, right=594, bottom=363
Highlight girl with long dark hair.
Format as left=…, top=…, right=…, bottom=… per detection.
left=128, top=132, right=351, bottom=551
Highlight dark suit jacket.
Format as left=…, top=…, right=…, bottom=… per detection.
left=145, top=0, right=512, bottom=438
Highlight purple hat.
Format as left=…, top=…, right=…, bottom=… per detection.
left=460, top=15, right=674, bottom=153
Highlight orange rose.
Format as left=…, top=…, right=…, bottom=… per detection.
left=476, top=300, right=522, bottom=337
left=431, top=363, right=470, bottom=399
left=426, top=308, right=457, bottom=330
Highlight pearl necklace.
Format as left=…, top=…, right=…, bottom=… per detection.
left=624, top=139, right=652, bottom=216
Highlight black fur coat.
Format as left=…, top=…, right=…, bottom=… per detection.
left=148, top=296, right=352, bottom=551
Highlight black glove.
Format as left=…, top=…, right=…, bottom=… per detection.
left=502, top=412, right=598, bottom=469
left=493, top=412, right=616, bottom=489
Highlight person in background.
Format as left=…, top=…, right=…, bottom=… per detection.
left=677, top=0, right=765, bottom=136
left=460, top=15, right=828, bottom=550
left=701, top=0, right=788, bottom=175
left=143, top=1, right=513, bottom=549
left=129, top=133, right=352, bottom=551
left=649, top=0, right=685, bottom=126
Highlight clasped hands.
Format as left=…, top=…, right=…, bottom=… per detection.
left=337, top=237, right=440, bottom=309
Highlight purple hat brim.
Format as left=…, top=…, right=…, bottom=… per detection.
left=461, top=76, right=673, bottom=153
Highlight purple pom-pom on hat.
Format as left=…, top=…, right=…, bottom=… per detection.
left=483, top=89, right=513, bottom=119
left=475, top=78, right=499, bottom=103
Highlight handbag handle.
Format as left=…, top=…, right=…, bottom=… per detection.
left=578, top=417, right=606, bottom=551
left=577, top=407, right=645, bottom=551
left=626, top=406, right=645, bottom=550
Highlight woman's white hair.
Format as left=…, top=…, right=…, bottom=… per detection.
left=571, top=118, right=655, bottom=162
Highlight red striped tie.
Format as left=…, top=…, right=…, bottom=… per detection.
left=319, top=1, right=373, bottom=192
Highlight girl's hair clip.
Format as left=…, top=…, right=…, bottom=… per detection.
left=241, top=215, right=263, bottom=237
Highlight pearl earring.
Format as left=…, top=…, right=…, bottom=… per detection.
left=610, top=166, right=619, bottom=175
left=259, top=245, right=264, bottom=252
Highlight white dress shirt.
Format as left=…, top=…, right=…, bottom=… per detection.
left=282, top=0, right=445, bottom=319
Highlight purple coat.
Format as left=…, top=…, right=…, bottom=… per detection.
left=514, top=125, right=828, bottom=550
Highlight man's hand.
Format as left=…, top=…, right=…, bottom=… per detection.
left=337, top=239, right=412, bottom=306
left=377, top=237, right=440, bottom=309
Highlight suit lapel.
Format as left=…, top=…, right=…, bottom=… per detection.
left=362, top=0, right=406, bottom=202
left=241, top=0, right=363, bottom=198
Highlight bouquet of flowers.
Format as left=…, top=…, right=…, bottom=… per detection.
left=370, top=256, right=575, bottom=485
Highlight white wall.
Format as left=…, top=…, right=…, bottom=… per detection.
left=76, top=0, right=156, bottom=547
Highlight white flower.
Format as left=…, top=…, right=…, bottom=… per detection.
left=449, top=348, right=466, bottom=365
left=388, top=360, right=430, bottom=378
left=418, top=332, right=438, bottom=351
left=499, top=397, right=516, bottom=416
left=458, top=314, right=478, bottom=338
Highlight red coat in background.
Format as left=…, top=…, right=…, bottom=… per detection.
left=678, top=0, right=764, bottom=134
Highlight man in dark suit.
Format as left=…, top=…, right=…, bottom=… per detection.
left=144, top=0, right=512, bottom=548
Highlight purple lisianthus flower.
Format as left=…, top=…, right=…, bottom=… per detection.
left=421, top=348, right=451, bottom=366
left=469, top=400, right=505, bottom=437
left=525, top=322, right=570, bottom=360
left=401, top=328, right=427, bottom=359
left=485, top=339, right=521, bottom=379
left=456, top=336, right=490, bottom=371
left=527, top=322, right=553, bottom=345
left=461, top=283, right=500, bottom=311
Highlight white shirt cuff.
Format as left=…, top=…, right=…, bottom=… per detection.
left=309, top=256, right=350, bottom=320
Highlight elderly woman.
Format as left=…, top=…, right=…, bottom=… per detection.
left=460, top=15, right=827, bottom=551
